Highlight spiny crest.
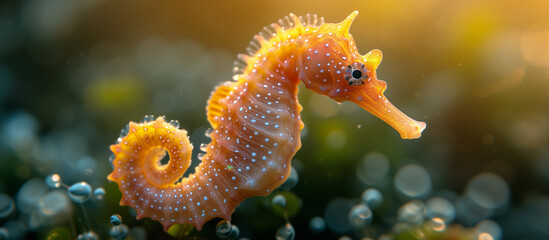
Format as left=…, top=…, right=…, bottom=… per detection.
left=232, top=13, right=325, bottom=76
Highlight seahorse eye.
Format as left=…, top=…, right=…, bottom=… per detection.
left=352, top=69, right=362, bottom=79
left=345, top=62, right=367, bottom=86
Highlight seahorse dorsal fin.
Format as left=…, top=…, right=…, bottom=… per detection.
left=232, top=13, right=326, bottom=76
left=206, top=81, right=237, bottom=128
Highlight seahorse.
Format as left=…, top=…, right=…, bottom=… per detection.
left=107, top=11, right=426, bottom=231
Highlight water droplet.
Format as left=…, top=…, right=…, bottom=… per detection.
left=394, top=164, right=431, bottom=200
left=356, top=152, right=390, bottom=187
left=0, top=194, right=15, bottom=218
left=272, top=194, right=287, bottom=209
left=169, top=120, right=180, bottom=128
left=200, top=143, right=208, bottom=152
left=197, top=152, right=205, bottom=160
left=309, top=216, right=325, bottom=234
left=427, top=217, right=446, bottom=232
left=216, top=220, right=232, bottom=238
left=119, top=123, right=129, bottom=140
left=109, top=153, right=116, bottom=169
left=228, top=224, right=240, bottom=239
left=110, top=214, right=122, bottom=226
left=45, top=174, right=62, bottom=188
left=425, top=197, right=455, bottom=223
left=361, top=188, right=383, bottom=209
left=465, top=172, right=510, bottom=215
left=279, top=167, right=298, bottom=190
left=77, top=231, right=98, bottom=240
left=397, top=200, right=426, bottom=225
left=142, top=115, right=155, bottom=122
left=205, top=128, right=213, bottom=138
left=93, top=188, right=105, bottom=200
left=68, top=182, right=92, bottom=203
left=348, top=204, right=373, bottom=229
left=110, top=224, right=129, bottom=239
left=276, top=223, right=295, bottom=240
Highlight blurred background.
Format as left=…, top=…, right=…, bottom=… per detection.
left=0, top=0, right=548, bottom=239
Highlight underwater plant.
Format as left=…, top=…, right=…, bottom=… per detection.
left=107, top=11, right=426, bottom=232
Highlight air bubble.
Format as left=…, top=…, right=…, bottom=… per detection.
left=279, top=167, right=298, bottom=190
left=276, top=223, right=295, bottom=240
left=475, top=220, right=502, bottom=240
left=142, top=115, right=155, bottom=122
left=200, top=143, right=208, bottom=152
left=272, top=194, right=287, bottom=209
left=348, top=204, right=373, bottom=229
left=109, top=153, right=116, bottom=169
left=397, top=200, right=426, bottom=225
left=205, top=128, right=213, bottom=138
left=93, top=188, right=105, bottom=200
left=361, top=188, right=383, bottom=209
left=309, top=216, right=326, bottom=234
left=0, top=194, right=14, bottom=218
left=68, top=182, right=92, bottom=203
left=110, top=224, right=129, bottom=239
left=425, top=197, right=455, bottom=223
left=118, top=123, right=130, bottom=140
left=45, top=173, right=62, bottom=188
left=427, top=217, right=446, bottom=232
left=216, top=220, right=232, bottom=238
left=110, top=214, right=122, bottom=226
left=228, top=224, right=240, bottom=239
left=169, top=120, right=180, bottom=128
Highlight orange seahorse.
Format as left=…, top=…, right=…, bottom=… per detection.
left=108, top=11, right=426, bottom=231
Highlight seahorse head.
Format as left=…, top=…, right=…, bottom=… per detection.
left=297, top=11, right=426, bottom=139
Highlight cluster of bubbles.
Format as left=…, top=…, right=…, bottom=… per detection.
left=215, top=220, right=240, bottom=240
left=310, top=152, right=512, bottom=239
left=0, top=169, right=149, bottom=240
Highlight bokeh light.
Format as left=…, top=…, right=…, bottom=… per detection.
left=394, top=164, right=432, bottom=200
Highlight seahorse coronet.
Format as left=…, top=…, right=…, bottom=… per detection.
left=108, top=11, right=426, bottom=232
